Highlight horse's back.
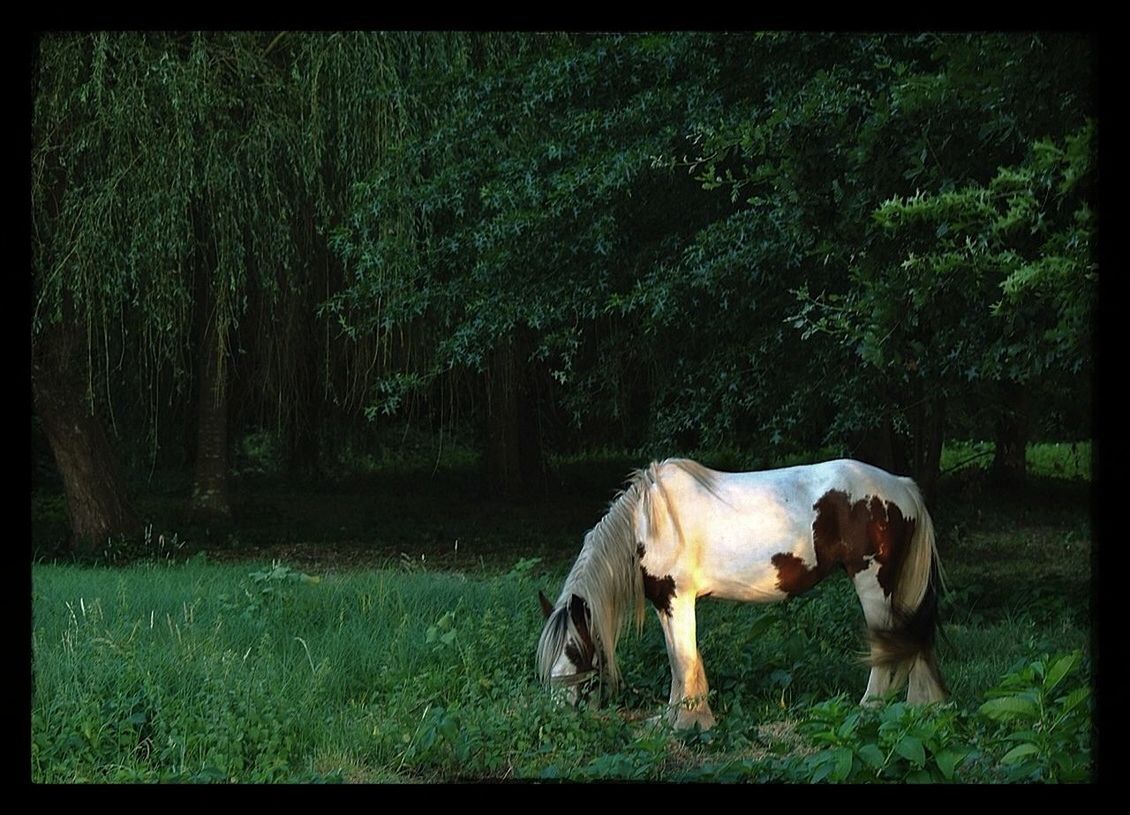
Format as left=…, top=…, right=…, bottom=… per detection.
left=661, top=457, right=919, bottom=511
left=643, top=458, right=924, bottom=603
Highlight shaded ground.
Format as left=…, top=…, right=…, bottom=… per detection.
left=33, top=457, right=1093, bottom=624
left=32, top=456, right=642, bottom=573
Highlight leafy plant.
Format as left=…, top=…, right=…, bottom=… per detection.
left=219, top=561, right=320, bottom=620
left=978, top=651, right=1091, bottom=782
left=785, top=696, right=972, bottom=783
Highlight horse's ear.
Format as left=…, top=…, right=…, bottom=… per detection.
left=569, top=594, right=595, bottom=650
left=569, top=593, right=591, bottom=628
left=538, top=590, right=554, bottom=619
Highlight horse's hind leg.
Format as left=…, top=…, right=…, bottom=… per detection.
left=852, top=562, right=900, bottom=704
left=853, top=562, right=948, bottom=705
left=657, top=596, right=716, bottom=731
left=907, top=648, right=947, bottom=703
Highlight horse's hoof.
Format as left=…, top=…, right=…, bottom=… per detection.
left=674, top=709, right=716, bottom=732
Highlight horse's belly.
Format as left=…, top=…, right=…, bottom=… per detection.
left=700, top=568, right=790, bottom=603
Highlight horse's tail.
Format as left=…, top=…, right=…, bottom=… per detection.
left=868, top=479, right=949, bottom=703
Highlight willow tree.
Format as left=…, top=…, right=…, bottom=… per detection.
left=32, top=33, right=302, bottom=536
left=27, top=35, right=375, bottom=547
left=209, top=32, right=508, bottom=481
left=32, top=32, right=439, bottom=547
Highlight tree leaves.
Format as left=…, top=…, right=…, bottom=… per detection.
left=35, top=32, right=1095, bottom=464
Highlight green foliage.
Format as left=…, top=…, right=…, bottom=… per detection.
left=977, top=652, right=1092, bottom=782
left=328, top=32, right=1094, bottom=461
left=31, top=32, right=460, bottom=461
left=699, top=650, right=1091, bottom=783
left=32, top=32, right=1096, bottom=485
left=219, top=561, right=320, bottom=622
left=685, top=35, right=1092, bottom=454
left=861, top=121, right=1096, bottom=385
left=33, top=33, right=304, bottom=369
left=326, top=34, right=731, bottom=444
left=32, top=537, right=1091, bottom=783
left=785, top=697, right=972, bottom=783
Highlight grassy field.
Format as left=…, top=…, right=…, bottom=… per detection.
left=31, top=443, right=1094, bottom=782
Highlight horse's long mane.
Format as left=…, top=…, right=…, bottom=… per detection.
left=536, top=459, right=718, bottom=690
left=536, top=466, right=652, bottom=689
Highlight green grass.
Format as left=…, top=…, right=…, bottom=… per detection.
left=31, top=444, right=1094, bottom=782
left=941, top=440, right=1091, bottom=481
left=31, top=533, right=1092, bottom=781
left=33, top=558, right=563, bottom=782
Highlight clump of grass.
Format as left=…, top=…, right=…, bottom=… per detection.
left=1027, top=441, right=1091, bottom=481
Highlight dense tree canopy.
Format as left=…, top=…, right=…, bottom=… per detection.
left=31, top=31, right=1096, bottom=547
left=328, top=32, right=1096, bottom=488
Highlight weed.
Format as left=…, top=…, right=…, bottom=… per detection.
left=977, top=651, right=1092, bottom=782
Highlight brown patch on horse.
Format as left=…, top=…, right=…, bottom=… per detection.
left=773, top=490, right=916, bottom=598
left=771, top=552, right=826, bottom=596
left=538, top=590, right=554, bottom=619
left=642, top=571, right=676, bottom=616
left=637, top=543, right=677, bottom=616
left=564, top=642, right=593, bottom=672
left=867, top=496, right=914, bottom=597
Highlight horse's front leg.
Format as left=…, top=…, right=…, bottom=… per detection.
left=657, top=595, right=715, bottom=731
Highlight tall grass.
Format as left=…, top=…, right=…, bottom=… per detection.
left=32, top=551, right=1091, bottom=782
left=33, top=559, right=561, bottom=781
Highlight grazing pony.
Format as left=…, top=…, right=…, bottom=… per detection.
left=536, top=458, right=947, bottom=730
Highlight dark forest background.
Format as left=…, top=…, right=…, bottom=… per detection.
left=31, top=32, right=1097, bottom=556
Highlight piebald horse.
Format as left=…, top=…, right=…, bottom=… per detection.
left=536, top=458, right=947, bottom=730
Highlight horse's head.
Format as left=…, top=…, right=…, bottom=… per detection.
left=536, top=590, right=602, bottom=707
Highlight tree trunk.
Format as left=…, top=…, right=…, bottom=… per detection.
left=32, top=324, right=141, bottom=554
left=853, top=414, right=904, bottom=476
left=484, top=338, right=546, bottom=497
left=991, top=381, right=1028, bottom=487
left=192, top=315, right=231, bottom=519
left=284, top=294, right=323, bottom=476
left=286, top=415, right=321, bottom=475
left=912, top=398, right=945, bottom=507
